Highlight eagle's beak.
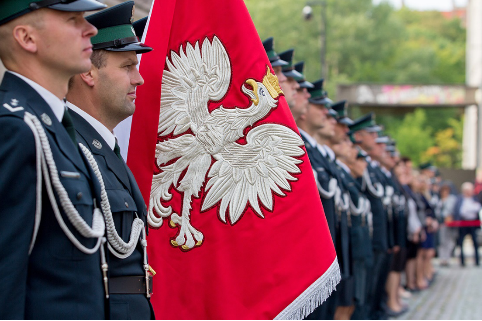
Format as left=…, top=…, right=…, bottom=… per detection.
left=245, top=79, right=259, bottom=106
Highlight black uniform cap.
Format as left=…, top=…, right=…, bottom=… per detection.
left=279, top=49, right=303, bottom=79
left=307, top=79, right=333, bottom=107
left=0, top=0, right=106, bottom=26
left=293, top=62, right=314, bottom=89
left=331, top=100, right=353, bottom=125
left=262, top=37, right=288, bottom=67
left=133, top=16, right=148, bottom=40
left=86, top=1, right=152, bottom=54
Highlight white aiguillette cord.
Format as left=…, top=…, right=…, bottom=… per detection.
left=24, top=112, right=104, bottom=255
left=24, top=111, right=149, bottom=297
left=78, top=143, right=146, bottom=260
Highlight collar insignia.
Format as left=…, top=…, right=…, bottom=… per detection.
left=92, top=139, right=102, bottom=149
left=41, top=113, right=52, bottom=126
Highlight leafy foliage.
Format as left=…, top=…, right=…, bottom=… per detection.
left=244, top=0, right=466, bottom=168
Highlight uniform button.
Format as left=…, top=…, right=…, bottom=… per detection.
left=77, top=192, right=83, bottom=200
left=125, top=202, right=129, bottom=208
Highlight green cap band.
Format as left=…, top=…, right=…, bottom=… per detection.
left=309, top=89, right=324, bottom=98
left=90, top=24, right=135, bottom=46
left=349, top=119, right=375, bottom=132
left=0, top=0, right=40, bottom=24
left=266, top=50, right=278, bottom=60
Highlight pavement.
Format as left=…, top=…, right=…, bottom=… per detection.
left=392, top=240, right=482, bottom=320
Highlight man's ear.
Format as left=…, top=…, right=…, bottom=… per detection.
left=79, top=67, right=96, bottom=87
left=354, top=131, right=361, bottom=142
left=12, top=25, right=38, bottom=53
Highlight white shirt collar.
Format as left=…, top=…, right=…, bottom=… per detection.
left=381, top=167, right=392, bottom=177
left=8, top=71, right=65, bottom=122
left=324, top=145, right=335, bottom=160
left=66, top=101, right=116, bottom=150
left=298, top=128, right=318, bottom=149
left=316, top=144, right=327, bottom=157
left=336, top=159, right=351, bottom=174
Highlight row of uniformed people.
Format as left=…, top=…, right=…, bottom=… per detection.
left=264, top=37, right=409, bottom=320
left=0, top=1, right=155, bottom=319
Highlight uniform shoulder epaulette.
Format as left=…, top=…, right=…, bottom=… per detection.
left=0, top=93, right=27, bottom=118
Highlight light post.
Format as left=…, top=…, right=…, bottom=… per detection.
left=303, top=0, right=327, bottom=79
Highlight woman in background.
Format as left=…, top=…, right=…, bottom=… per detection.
left=436, top=183, right=457, bottom=267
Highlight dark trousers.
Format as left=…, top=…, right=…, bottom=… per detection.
left=459, top=226, right=480, bottom=266
left=367, top=251, right=391, bottom=320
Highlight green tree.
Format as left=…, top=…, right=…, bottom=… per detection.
left=244, top=0, right=466, bottom=167
left=386, top=109, right=434, bottom=166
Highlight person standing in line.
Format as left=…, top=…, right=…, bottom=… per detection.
left=453, top=182, right=481, bottom=267
left=436, top=183, right=457, bottom=267
left=278, top=48, right=303, bottom=121
left=0, top=0, right=111, bottom=319
left=66, top=2, right=155, bottom=319
left=403, top=170, right=425, bottom=292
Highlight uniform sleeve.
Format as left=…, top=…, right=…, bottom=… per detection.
left=0, top=116, right=37, bottom=319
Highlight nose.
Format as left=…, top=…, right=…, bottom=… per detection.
left=277, top=72, right=287, bottom=83
left=132, top=67, right=144, bottom=86
left=82, top=17, right=98, bottom=38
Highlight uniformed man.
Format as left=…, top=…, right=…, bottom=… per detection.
left=331, top=134, right=373, bottom=321
left=278, top=49, right=303, bottom=121
left=0, top=0, right=109, bottom=319
left=262, top=37, right=288, bottom=93
left=325, top=100, right=361, bottom=320
left=298, top=78, right=337, bottom=249
left=376, top=138, right=409, bottom=316
left=293, top=61, right=313, bottom=121
left=298, top=79, right=343, bottom=320
left=349, top=113, right=392, bottom=320
left=66, top=2, right=154, bottom=319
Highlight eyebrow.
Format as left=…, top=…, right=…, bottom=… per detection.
left=123, top=58, right=138, bottom=65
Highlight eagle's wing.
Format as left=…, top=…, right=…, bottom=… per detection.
left=159, top=36, right=231, bottom=136
left=201, top=124, right=305, bottom=224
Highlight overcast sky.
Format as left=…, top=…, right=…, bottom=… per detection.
left=373, top=0, right=468, bottom=11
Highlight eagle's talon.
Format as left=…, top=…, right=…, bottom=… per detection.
left=196, top=240, right=203, bottom=246
left=171, top=240, right=179, bottom=246
left=169, top=220, right=177, bottom=228
left=181, top=245, right=191, bottom=250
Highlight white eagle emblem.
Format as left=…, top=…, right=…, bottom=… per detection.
left=148, top=36, right=305, bottom=250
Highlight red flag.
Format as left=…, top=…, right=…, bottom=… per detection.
left=124, top=0, right=339, bottom=318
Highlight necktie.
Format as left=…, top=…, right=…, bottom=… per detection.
left=62, top=108, right=77, bottom=145
left=114, top=140, right=123, bottom=160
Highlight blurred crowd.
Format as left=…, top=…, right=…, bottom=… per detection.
left=263, top=37, right=481, bottom=320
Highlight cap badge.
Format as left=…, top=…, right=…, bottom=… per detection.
left=92, top=139, right=102, bottom=149
left=11, top=99, right=19, bottom=106
left=41, top=113, right=52, bottom=126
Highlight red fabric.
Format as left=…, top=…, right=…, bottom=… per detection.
left=446, top=220, right=481, bottom=227
left=127, top=0, right=336, bottom=319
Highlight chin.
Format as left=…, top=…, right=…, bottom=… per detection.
left=74, top=60, right=93, bottom=74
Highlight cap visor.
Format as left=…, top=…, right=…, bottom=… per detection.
left=309, top=97, right=332, bottom=106
left=282, top=69, right=303, bottom=79
left=270, top=59, right=288, bottom=67
left=106, top=42, right=153, bottom=54
left=338, top=117, right=353, bottom=126
left=49, top=0, right=106, bottom=12
left=375, top=136, right=390, bottom=144
left=365, top=125, right=382, bottom=133
left=298, top=80, right=314, bottom=88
